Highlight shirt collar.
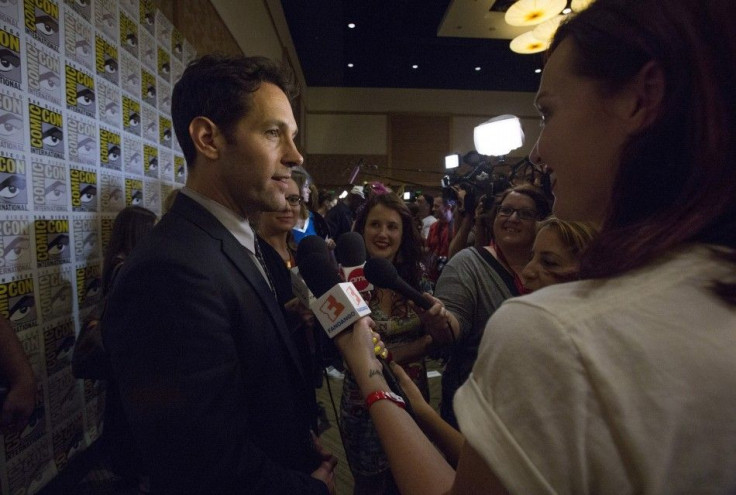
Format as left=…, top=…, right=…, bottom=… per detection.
left=180, top=187, right=256, bottom=254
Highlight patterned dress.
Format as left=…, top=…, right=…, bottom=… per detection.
left=340, top=286, right=430, bottom=482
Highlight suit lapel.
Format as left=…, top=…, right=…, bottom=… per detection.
left=172, top=195, right=308, bottom=384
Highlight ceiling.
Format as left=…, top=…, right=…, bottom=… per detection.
left=279, top=0, right=552, bottom=93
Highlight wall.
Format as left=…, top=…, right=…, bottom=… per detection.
left=303, top=87, right=539, bottom=192
left=0, top=1, right=204, bottom=493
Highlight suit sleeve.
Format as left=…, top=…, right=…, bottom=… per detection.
left=102, top=255, right=328, bottom=495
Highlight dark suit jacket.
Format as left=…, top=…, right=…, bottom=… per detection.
left=102, top=194, right=327, bottom=494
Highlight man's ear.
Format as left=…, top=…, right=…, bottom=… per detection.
left=618, top=60, right=665, bottom=133
left=189, top=117, right=222, bottom=160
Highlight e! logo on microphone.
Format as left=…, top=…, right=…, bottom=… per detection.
left=319, top=294, right=345, bottom=322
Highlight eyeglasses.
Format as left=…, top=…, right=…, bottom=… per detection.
left=286, top=195, right=303, bottom=206
left=496, top=205, right=538, bottom=221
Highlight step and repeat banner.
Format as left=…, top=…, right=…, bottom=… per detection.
left=0, top=1, right=195, bottom=493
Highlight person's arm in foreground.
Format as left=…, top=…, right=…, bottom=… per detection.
left=0, top=317, right=36, bottom=428
left=336, top=320, right=509, bottom=495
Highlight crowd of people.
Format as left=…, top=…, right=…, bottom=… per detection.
left=2, top=1, right=734, bottom=493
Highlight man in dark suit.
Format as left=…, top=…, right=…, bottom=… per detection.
left=103, top=55, right=341, bottom=494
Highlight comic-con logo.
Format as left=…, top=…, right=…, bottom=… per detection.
left=95, top=34, right=118, bottom=85
left=28, top=102, right=63, bottom=158
left=0, top=217, right=31, bottom=273
left=70, top=168, right=97, bottom=212
left=141, top=69, right=156, bottom=107
left=76, top=263, right=101, bottom=309
left=122, top=95, right=140, bottom=135
left=27, top=41, right=61, bottom=106
left=31, top=159, right=66, bottom=211
left=23, top=0, right=60, bottom=50
left=38, top=268, right=72, bottom=320
left=35, top=217, right=70, bottom=267
left=159, top=116, right=172, bottom=148
left=64, top=8, right=93, bottom=69
left=0, top=155, right=27, bottom=209
left=44, top=318, right=75, bottom=375
left=143, top=144, right=158, bottom=178
left=0, top=90, right=24, bottom=150
left=125, top=178, right=142, bottom=206
left=99, top=127, right=121, bottom=170
left=65, top=64, right=95, bottom=118
left=120, top=11, right=138, bottom=57
left=67, top=117, right=97, bottom=166
left=0, top=27, right=22, bottom=89
left=0, top=276, right=37, bottom=330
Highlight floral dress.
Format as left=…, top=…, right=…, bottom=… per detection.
left=340, top=285, right=430, bottom=480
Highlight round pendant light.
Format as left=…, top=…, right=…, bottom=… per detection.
left=510, top=30, right=550, bottom=54
left=505, top=0, right=567, bottom=27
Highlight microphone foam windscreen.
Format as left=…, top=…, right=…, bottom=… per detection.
left=363, top=257, right=399, bottom=289
left=298, top=252, right=342, bottom=298
left=295, top=235, right=329, bottom=266
left=335, top=232, right=366, bottom=267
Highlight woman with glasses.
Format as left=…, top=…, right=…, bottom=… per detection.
left=423, top=183, right=551, bottom=429
left=256, top=178, right=302, bottom=269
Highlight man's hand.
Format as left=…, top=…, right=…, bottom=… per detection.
left=311, top=431, right=338, bottom=494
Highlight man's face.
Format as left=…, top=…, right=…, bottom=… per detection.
left=216, top=82, right=303, bottom=217
left=415, top=195, right=430, bottom=217
left=432, top=197, right=442, bottom=218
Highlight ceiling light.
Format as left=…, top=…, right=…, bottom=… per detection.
left=412, top=64, right=418, bottom=69
left=505, top=0, right=567, bottom=27
left=475, top=66, right=481, bottom=71
left=571, top=0, right=595, bottom=12
left=347, top=63, right=354, bottom=68
left=510, top=31, right=550, bottom=54
left=535, top=68, right=542, bottom=73
left=348, top=23, right=356, bottom=28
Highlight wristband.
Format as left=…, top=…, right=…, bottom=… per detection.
left=365, top=390, right=406, bottom=410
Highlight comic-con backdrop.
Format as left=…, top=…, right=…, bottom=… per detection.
left=0, top=1, right=193, bottom=493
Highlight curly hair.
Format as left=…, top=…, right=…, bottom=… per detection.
left=353, top=192, right=424, bottom=289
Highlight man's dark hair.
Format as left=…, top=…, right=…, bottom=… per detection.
left=171, top=54, right=298, bottom=167
left=421, top=193, right=434, bottom=208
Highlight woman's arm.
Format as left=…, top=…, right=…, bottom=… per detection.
left=335, top=322, right=509, bottom=495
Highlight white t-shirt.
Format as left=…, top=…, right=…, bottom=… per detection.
left=455, top=245, right=736, bottom=494
left=421, top=215, right=438, bottom=239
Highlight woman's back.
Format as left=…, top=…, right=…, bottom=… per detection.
left=456, top=244, right=736, bottom=494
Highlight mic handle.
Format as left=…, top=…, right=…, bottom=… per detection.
left=392, top=277, right=433, bottom=311
left=377, top=356, right=415, bottom=418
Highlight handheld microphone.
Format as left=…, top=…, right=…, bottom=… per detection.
left=364, top=257, right=433, bottom=311
left=300, top=252, right=414, bottom=416
left=291, top=236, right=333, bottom=307
left=335, top=232, right=373, bottom=294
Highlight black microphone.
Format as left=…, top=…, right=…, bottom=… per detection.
left=292, top=236, right=333, bottom=306
left=364, top=257, right=433, bottom=310
left=334, top=232, right=373, bottom=293
left=295, top=235, right=330, bottom=266
left=300, top=252, right=414, bottom=417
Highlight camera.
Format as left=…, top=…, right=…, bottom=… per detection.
left=441, top=152, right=511, bottom=214
left=441, top=152, right=550, bottom=214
